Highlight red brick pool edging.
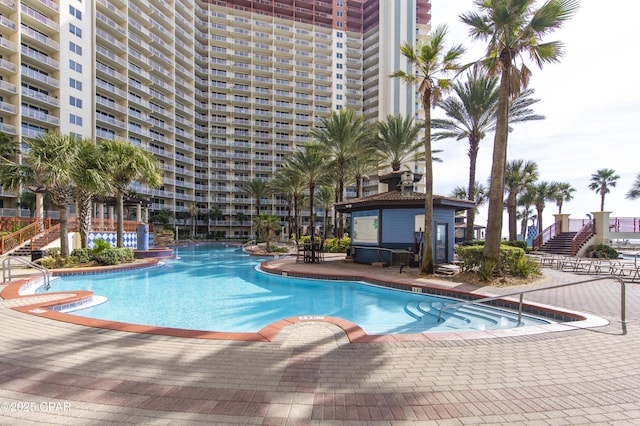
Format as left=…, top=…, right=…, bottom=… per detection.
left=1, top=257, right=609, bottom=343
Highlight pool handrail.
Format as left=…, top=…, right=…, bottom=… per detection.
left=437, top=276, right=626, bottom=325
left=2, top=256, right=51, bottom=289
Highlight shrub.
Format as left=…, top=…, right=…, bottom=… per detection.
left=92, top=238, right=111, bottom=253
left=95, top=248, right=134, bottom=265
left=70, top=248, right=93, bottom=264
left=455, top=245, right=483, bottom=272
left=268, top=245, right=289, bottom=254
left=35, top=255, right=71, bottom=269
left=455, top=244, right=538, bottom=280
left=46, top=247, right=61, bottom=258
left=323, top=237, right=351, bottom=253
left=459, top=239, right=485, bottom=246
left=586, top=244, right=619, bottom=259
left=510, top=256, right=541, bottom=278
left=502, top=240, right=528, bottom=251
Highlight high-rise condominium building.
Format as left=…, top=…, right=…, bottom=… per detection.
left=0, top=0, right=430, bottom=238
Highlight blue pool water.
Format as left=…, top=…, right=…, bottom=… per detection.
left=37, top=244, right=550, bottom=334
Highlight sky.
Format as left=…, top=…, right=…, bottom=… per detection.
left=428, top=1, right=640, bottom=236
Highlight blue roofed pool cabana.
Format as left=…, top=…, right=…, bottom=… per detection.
left=335, top=172, right=475, bottom=267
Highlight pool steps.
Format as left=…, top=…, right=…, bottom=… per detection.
left=404, top=300, right=534, bottom=330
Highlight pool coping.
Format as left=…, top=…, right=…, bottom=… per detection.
left=1, top=257, right=609, bottom=343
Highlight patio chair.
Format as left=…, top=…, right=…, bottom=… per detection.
left=295, top=240, right=305, bottom=263
left=317, top=239, right=325, bottom=263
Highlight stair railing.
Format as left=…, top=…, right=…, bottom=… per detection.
left=533, top=222, right=556, bottom=251
left=0, top=218, right=51, bottom=255
left=570, top=220, right=595, bottom=255
left=2, top=256, right=51, bottom=289
left=30, top=223, right=58, bottom=251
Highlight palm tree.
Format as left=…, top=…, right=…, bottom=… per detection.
left=0, top=133, right=78, bottom=256
left=0, top=132, right=18, bottom=161
left=589, top=168, right=620, bottom=211
left=374, top=114, right=423, bottom=172
left=239, top=177, right=272, bottom=216
left=269, top=168, right=306, bottom=239
left=253, top=214, right=281, bottom=252
left=347, top=150, right=380, bottom=199
left=149, top=208, right=174, bottom=228
left=18, top=191, right=36, bottom=217
left=504, top=159, right=539, bottom=241
left=517, top=185, right=537, bottom=239
left=75, top=138, right=112, bottom=248
left=284, top=143, right=330, bottom=238
left=316, top=185, right=334, bottom=239
left=207, top=207, right=223, bottom=238
left=99, top=139, right=162, bottom=248
left=461, top=0, right=579, bottom=272
left=311, top=109, right=369, bottom=237
left=450, top=182, right=488, bottom=213
left=392, top=25, right=465, bottom=274
left=550, top=181, right=576, bottom=213
left=234, top=211, right=248, bottom=226
left=433, top=69, right=544, bottom=241
left=531, top=181, right=555, bottom=233
left=188, top=202, right=200, bottom=238
left=626, top=173, right=640, bottom=200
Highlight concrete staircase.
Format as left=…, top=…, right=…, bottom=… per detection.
left=536, top=232, right=576, bottom=255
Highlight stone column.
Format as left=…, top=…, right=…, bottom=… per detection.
left=96, top=203, right=104, bottom=220
left=553, top=213, right=571, bottom=233
left=591, top=211, right=611, bottom=246
left=136, top=204, right=142, bottom=222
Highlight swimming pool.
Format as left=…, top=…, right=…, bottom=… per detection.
left=35, top=244, right=551, bottom=334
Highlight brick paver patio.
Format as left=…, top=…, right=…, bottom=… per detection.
left=1, top=255, right=638, bottom=425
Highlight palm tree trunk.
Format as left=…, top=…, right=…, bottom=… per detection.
left=507, top=194, right=518, bottom=241
left=293, top=195, right=300, bottom=239
left=483, top=68, right=511, bottom=270
left=309, top=184, right=315, bottom=237
left=600, top=192, right=605, bottom=211
left=466, top=139, right=479, bottom=240
left=337, top=164, right=345, bottom=237
left=116, top=191, right=125, bottom=248
left=537, top=207, right=544, bottom=233
left=77, top=190, right=93, bottom=248
left=421, top=99, right=434, bottom=274
left=59, top=206, right=69, bottom=257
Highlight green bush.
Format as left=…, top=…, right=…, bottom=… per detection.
left=455, top=244, right=538, bottom=280
left=95, top=248, right=134, bottom=265
left=92, top=238, right=111, bottom=253
left=510, top=255, right=541, bottom=278
left=323, top=237, right=351, bottom=253
left=586, top=244, right=619, bottom=259
left=70, top=248, right=93, bottom=264
left=455, top=245, right=484, bottom=272
left=502, top=240, right=528, bottom=251
left=459, top=239, right=485, bottom=246
left=46, top=247, right=61, bottom=258
left=35, top=255, right=71, bottom=269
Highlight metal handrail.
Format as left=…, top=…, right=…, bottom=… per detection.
left=571, top=220, right=594, bottom=255
left=437, top=276, right=626, bottom=325
left=2, top=256, right=51, bottom=289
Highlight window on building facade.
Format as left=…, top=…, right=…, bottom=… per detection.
left=69, top=24, right=81, bottom=37
left=69, top=5, right=82, bottom=19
